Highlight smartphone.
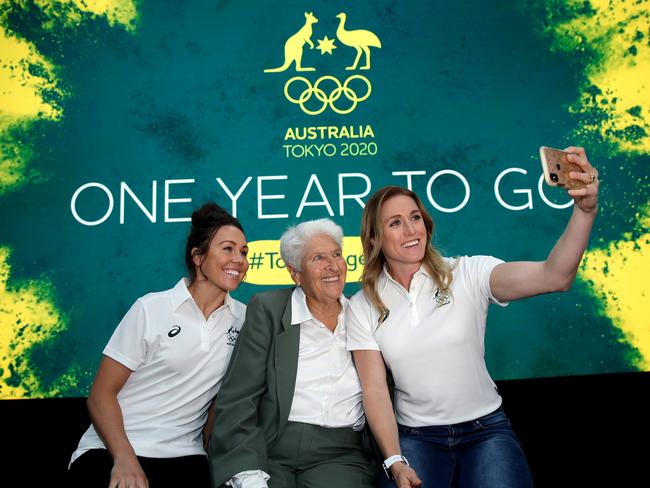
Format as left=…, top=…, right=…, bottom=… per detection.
left=539, top=146, right=585, bottom=189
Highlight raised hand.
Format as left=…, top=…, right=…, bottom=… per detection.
left=565, top=146, right=599, bottom=215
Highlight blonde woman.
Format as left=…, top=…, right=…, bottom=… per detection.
left=347, top=147, right=599, bottom=488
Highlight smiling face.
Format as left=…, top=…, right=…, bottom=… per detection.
left=193, top=225, right=249, bottom=292
left=379, top=194, right=427, bottom=274
left=290, top=234, right=347, bottom=304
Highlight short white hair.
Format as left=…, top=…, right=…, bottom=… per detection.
left=280, top=219, right=344, bottom=270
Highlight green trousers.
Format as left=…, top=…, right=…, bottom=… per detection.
left=267, top=422, right=377, bottom=488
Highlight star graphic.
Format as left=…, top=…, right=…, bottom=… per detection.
left=316, top=36, right=337, bottom=55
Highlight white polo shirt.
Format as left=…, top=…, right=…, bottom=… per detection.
left=288, top=287, right=364, bottom=429
left=347, top=256, right=506, bottom=427
left=70, top=278, right=246, bottom=464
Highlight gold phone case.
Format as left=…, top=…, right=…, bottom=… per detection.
left=539, top=146, right=585, bottom=189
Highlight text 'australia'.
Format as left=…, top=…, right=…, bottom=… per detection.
left=285, top=125, right=375, bottom=141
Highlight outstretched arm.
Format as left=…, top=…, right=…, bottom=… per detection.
left=353, top=350, right=422, bottom=488
left=87, top=356, right=148, bottom=488
left=491, top=146, right=599, bottom=302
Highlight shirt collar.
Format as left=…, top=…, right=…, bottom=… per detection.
left=224, top=292, right=245, bottom=318
left=170, top=278, right=194, bottom=311
left=171, top=278, right=243, bottom=318
left=379, top=264, right=432, bottom=292
left=290, top=286, right=348, bottom=325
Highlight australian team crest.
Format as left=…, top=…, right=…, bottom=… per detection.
left=433, top=288, right=452, bottom=309
left=226, top=326, right=240, bottom=346
left=264, top=11, right=381, bottom=115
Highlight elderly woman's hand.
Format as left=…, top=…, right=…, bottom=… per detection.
left=565, top=146, right=599, bottom=215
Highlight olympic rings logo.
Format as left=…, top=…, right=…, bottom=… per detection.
left=284, top=75, right=372, bottom=115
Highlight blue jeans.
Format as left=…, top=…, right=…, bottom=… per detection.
left=380, top=408, right=533, bottom=488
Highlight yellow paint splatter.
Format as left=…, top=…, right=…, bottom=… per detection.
left=0, top=28, right=62, bottom=124
left=579, top=207, right=650, bottom=370
left=542, top=0, right=650, bottom=369
left=35, top=0, right=138, bottom=31
left=0, top=0, right=138, bottom=194
left=0, top=0, right=138, bottom=395
left=0, top=22, right=64, bottom=192
left=0, top=247, right=70, bottom=398
left=551, top=0, right=650, bottom=152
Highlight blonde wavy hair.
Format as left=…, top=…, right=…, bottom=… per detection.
left=360, top=186, right=453, bottom=317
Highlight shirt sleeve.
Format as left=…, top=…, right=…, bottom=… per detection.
left=103, top=299, right=149, bottom=371
left=462, top=255, right=508, bottom=307
left=345, top=292, right=380, bottom=351
left=226, top=470, right=270, bottom=488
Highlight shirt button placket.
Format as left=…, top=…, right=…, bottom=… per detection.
left=200, top=325, right=209, bottom=349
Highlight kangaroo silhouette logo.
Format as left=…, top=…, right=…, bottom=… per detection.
left=264, top=12, right=319, bottom=73
left=264, top=12, right=381, bottom=115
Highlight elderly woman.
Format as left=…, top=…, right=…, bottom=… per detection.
left=208, top=219, right=376, bottom=488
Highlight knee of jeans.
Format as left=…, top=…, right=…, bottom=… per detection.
left=468, top=437, right=532, bottom=485
left=479, top=433, right=526, bottom=457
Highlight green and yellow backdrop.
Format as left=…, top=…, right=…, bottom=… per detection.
left=1, top=0, right=648, bottom=401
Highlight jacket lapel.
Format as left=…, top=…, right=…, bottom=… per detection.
left=275, top=289, right=300, bottom=433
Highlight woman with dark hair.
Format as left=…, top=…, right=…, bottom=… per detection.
left=347, top=147, right=599, bottom=487
left=69, top=203, right=249, bottom=488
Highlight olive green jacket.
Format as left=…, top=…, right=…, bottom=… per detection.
left=208, top=287, right=299, bottom=487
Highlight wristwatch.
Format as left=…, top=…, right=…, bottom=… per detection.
left=382, top=454, right=409, bottom=480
